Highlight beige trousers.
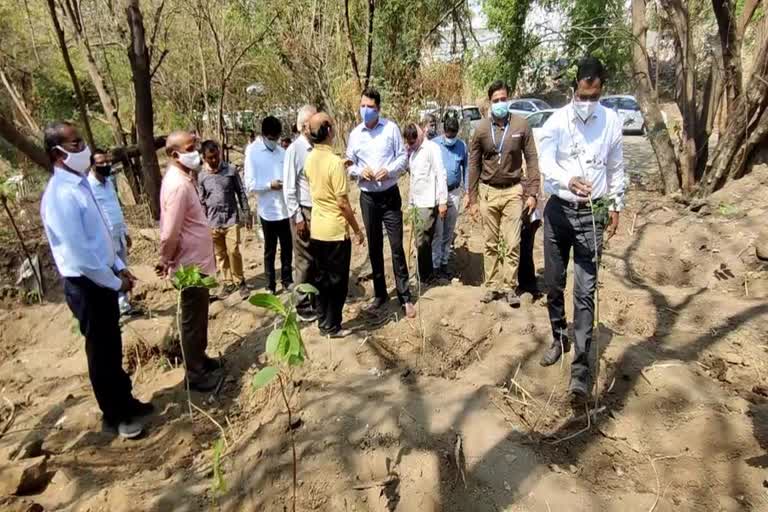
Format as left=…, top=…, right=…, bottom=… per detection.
left=211, top=224, right=244, bottom=285
left=479, top=182, right=523, bottom=290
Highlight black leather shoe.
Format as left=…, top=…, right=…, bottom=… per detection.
left=189, top=368, right=225, bottom=392
left=129, top=399, right=155, bottom=417
left=539, top=337, right=571, bottom=367
left=569, top=377, right=591, bottom=400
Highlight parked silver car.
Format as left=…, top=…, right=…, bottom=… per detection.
left=600, top=95, right=645, bottom=134
left=508, top=98, right=552, bottom=117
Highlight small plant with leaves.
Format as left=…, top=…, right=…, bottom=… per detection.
left=250, top=283, right=318, bottom=512
left=171, top=265, right=217, bottom=415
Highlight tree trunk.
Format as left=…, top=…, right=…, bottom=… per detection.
left=61, top=0, right=128, bottom=148
left=126, top=0, right=162, bottom=220
left=364, top=0, right=375, bottom=89
left=631, top=0, right=681, bottom=195
left=0, top=70, right=39, bottom=134
left=343, top=0, right=362, bottom=91
left=700, top=17, right=768, bottom=195
left=0, top=113, right=50, bottom=170
left=661, top=0, right=697, bottom=193
left=45, top=0, right=94, bottom=149
left=195, top=18, right=212, bottom=137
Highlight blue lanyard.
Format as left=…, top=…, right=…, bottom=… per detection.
left=490, top=121, right=509, bottom=164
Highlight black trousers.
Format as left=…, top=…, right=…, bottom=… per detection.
left=311, top=238, right=352, bottom=334
left=180, top=286, right=209, bottom=377
left=543, top=197, right=605, bottom=384
left=261, top=217, right=293, bottom=292
left=360, top=186, right=411, bottom=304
left=519, top=217, right=542, bottom=291
left=64, top=276, right=134, bottom=425
left=291, top=206, right=315, bottom=315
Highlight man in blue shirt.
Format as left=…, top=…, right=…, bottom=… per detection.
left=40, top=121, right=151, bottom=439
left=346, top=88, right=415, bottom=318
left=432, top=116, right=468, bottom=278
left=88, top=149, right=134, bottom=315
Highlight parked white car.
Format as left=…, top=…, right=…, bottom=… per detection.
left=525, top=109, right=556, bottom=148
left=508, top=98, right=552, bottom=117
left=600, top=95, right=645, bottom=134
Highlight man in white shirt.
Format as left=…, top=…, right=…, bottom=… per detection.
left=404, top=122, right=448, bottom=283
left=40, top=121, right=150, bottom=439
left=537, top=57, right=626, bottom=399
left=283, top=105, right=317, bottom=320
left=88, top=148, right=134, bottom=315
left=346, top=88, right=415, bottom=319
left=245, top=116, right=293, bottom=294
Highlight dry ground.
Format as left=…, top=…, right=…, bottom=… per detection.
left=1, top=137, right=768, bottom=511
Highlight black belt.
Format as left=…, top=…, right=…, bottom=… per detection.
left=481, top=180, right=520, bottom=190
left=552, top=195, right=593, bottom=210
left=448, top=184, right=461, bottom=192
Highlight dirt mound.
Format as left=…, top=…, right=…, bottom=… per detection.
left=1, top=139, right=767, bottom=511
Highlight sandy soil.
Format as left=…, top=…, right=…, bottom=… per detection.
left=1, top=137, right=768, bottom=511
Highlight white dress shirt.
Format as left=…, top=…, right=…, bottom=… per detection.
left=346, top=117, right=407, bottom=193
left=538, top=102, right=626, bottom=211
left=41, top=167, right=125, bottom=291
left=244, top=140, right=289, bottom=221
left=283, top=134, right=313, bottom=222
left=87, top=173, right=126, bottom=238
left=408, top=139, right=448, bottom=208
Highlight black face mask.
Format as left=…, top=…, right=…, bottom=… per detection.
left=94, top=164, right=112, bottom=176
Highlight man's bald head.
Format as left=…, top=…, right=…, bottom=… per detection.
left=165, top=130, right=197, bottom=157
left=308, top=112, right=334, bottom=144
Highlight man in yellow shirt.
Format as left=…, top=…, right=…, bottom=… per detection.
left=305, top=113, right=365, bottom=337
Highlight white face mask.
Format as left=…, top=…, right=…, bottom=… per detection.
left=176, top=151, right=202, bottom=171
left=573, top=100, right=598, bottom=122
left=56, top=145, right=92, bottom=174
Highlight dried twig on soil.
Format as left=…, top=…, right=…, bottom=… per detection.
left=647, top=452, right=686, bottom=512
left=352, top=474, right=399, bottom=490
left=454, top=433, right=467, bottom=488
left=530, top=384, right=557, bottom=433
left=547, top=404, right=606, bottom=445
left=508, top=378, right=543, bottom=408
left=190, top=402, right=230, bottom=447
left=0, top=397, right=16, bottom=437
left=491, top=395, right=533, bottom=431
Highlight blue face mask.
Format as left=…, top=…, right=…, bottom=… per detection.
left=360, top=106, right=379, bottom=125
left=264, top=139, right=277, bottom=151
left=443, top=137, right=457, bottom=147
left=491, top=101, right=509, bottom=119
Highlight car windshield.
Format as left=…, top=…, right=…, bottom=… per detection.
left=618, top=98, right=640, bottom=111
left=532, top=100, right=551, bottom=110
left=600, top=98, right=618, bottom=108
left=463, top=107, right=481, bottom=121
left=510, top=101, right=535, bottom=112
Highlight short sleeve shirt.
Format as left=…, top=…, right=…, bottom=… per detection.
left=304, top=144, right=349, bottom=242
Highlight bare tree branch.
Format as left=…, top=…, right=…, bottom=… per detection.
left=364, top=0, right=375, bottom=89
left=343, top=0, right=362, bottom=91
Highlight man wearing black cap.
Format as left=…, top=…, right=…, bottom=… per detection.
left=536, top=56, right=626, bottom=400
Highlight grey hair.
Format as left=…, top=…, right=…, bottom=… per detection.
left=296, top=105, right=318, bottom=132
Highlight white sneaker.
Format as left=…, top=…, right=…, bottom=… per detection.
left=118, top=420, right=143, bottom=439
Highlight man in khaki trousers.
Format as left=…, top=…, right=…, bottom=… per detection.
left=468, top=80, right=540, bottom=307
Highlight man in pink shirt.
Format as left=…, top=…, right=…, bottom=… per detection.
left=156, top=131, right=223, bottom=392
